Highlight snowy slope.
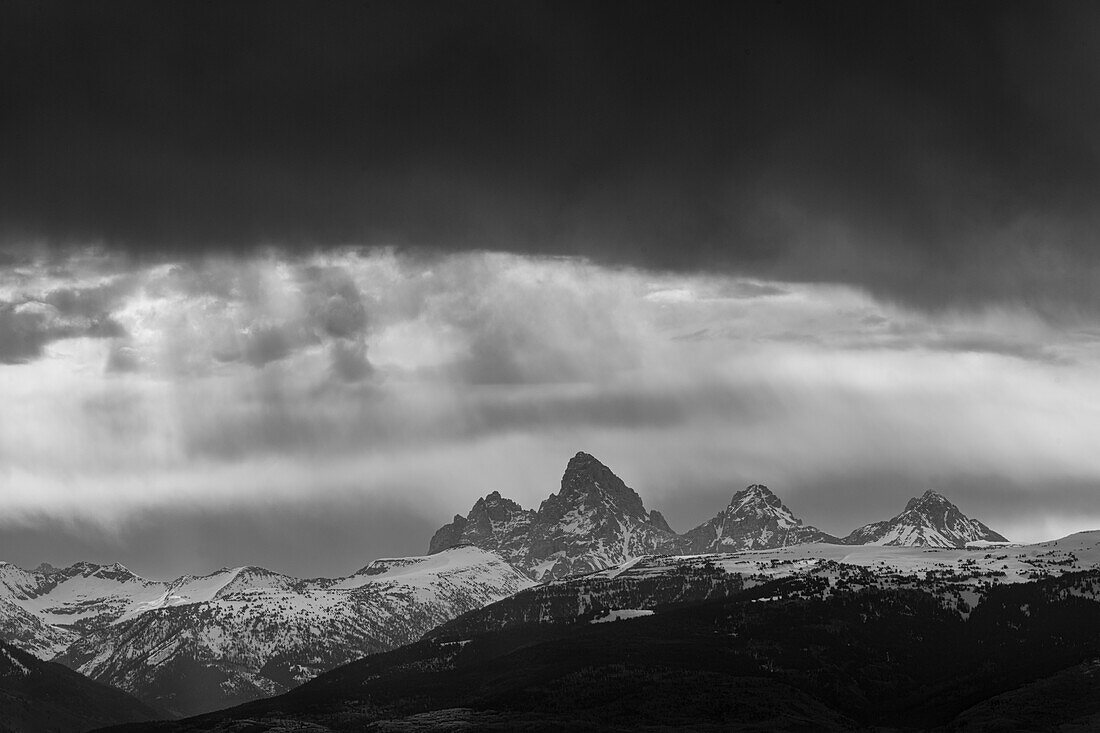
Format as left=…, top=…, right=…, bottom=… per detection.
left=0, top=596, right=77, bottom=658
left=580, top=530, right=1100, bottom=617
left=844, top=490, right=1008, bottom=547
left=608, top=531, right=1100, bottom=583
left=0, top=547, right=531, bottom=717
left=433, top=531, right=1100, bottom=641
left=682, top=484, right=841, bottom=552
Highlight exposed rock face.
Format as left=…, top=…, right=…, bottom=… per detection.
left=682, top=484, right=841, bottom=552
left=526, top=452, right=685, bottom=579
left=843, top=490, right=1009, bottom=548
left=429, top=452, right=683, bottom=581
left=428, top=491, right=535, bottom=558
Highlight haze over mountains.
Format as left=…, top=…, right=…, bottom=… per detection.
left=430, top=452, right=1009, bottom=580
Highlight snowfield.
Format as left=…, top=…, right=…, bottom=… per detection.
left=580, top=530, right=1100, bottom=618
left=591, top=609, right=655, bottom=623
left=0, top=546, right=533, bottom=715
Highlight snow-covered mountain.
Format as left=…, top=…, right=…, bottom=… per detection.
left=429, top=453, right=1012, bottom=578
left=0, top=595, right=78, bottom=659
left=430, top=452, right=683, bottom=581
left=682, top=484, right=840, bottom=552
left=437, top=530, right=1100, bottom=639
left=0, top=453, right=1014, bottom=717
left=0, top=559, right=247, bottom=637
left=0, top=546, right=532, bottom=716
left=843, top=490, right=1008, bottom=548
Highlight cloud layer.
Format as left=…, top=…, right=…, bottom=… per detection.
left=5, top=3, right=1100, bottom=314
left=1, top=248, right=1099, bottom=576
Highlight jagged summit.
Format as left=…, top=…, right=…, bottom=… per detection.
left=547, top=451, right=653, bottom=524
left=428, top=490, right=535, bottom=558
left=904, top=489, right=951, bottom=513
left=682, top=484, right=840, bottom=552
left=57, top=561, right=139, bottom=582
left=429, top=452, right=681, bottom=581
left=727, top=484, right=796, bottom=521
left=427, top=456, right=1010, bottom=575
left=844, top=490, right=1008, bottom=548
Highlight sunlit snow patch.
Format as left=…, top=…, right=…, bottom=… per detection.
left=591, top=608, right=655, bottom=623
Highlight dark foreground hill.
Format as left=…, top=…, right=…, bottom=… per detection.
left=0, top=638, right=160, bottom=733
left=97, top=570, right=1100, bottom=732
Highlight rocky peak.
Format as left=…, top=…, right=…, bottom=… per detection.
left=648, top=509, right=674, bottom=534
left=684, top=483, right=838, bottom=552
left=556, top=451, right=648, bottom=521
left=428, top=490, right=536, bottom=557
left=844, top=491, right=1008, bottom=548
left=726, top=484, right=797, bottom=522
left=429, top=452, right=681, bottom=581
left=471, top=491, right=526, bottom=521
left=62, top=561, right=127, bottom=579
left=74, top=562, right=139, bottom=583
left=904, top=489, right=950, bottom=513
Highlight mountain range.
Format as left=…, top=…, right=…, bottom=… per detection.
left=108, top=532, right=1100, bottom=732
left=0, top=546, right=530, bottom=717
left=430, top=451, right=1008, bottom=580
left=0, top=450, right=1016, bottom=727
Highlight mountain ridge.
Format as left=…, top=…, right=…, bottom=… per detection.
left=429, top=452, right=1009, bottom=576
left=97, top=535, right=1100, bottom=733
left=0, top=546, right=533, bottom=717
left=0, top=451, right=1013, bottom=719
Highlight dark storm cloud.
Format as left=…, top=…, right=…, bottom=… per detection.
left=4, top=1, right=1100, bottom=312
left=241, top=323, right=297, bottom=367
left=299, top=266, right=370, bottom=338
left=0, top=303, right=56, bottom=363
left=39, top=279, right=132, bottom=318
left=0, top=283, right=128, bottom=363
left=327, top=341, right=370, bottom=383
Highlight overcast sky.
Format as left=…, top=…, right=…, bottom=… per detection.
left=2, top=1, right=1100, bottom=578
